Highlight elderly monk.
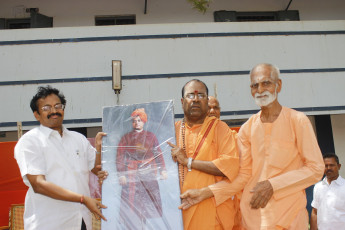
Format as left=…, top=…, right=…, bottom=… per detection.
left=168, top=79, right=239, bottom=230
left=116, top=108, right=167, bottom=229
left=208, top=96, right=221, bottom=119
left=179, top=64, right=325, bottom=230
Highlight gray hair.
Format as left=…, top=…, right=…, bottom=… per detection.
left=250, top=63, right=280, bottom=81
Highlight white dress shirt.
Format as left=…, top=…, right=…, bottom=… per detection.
left=311, top=175, right=345, bottom=230
left=14, top=125, right=96, bottom=230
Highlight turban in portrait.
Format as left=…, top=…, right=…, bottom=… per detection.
left=131, top=108, right=148, bottom=123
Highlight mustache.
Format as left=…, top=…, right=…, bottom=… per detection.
left=191, top=102, right=201, bottom=106
left=255, top=91, right=270, bottom=98
left=47, top=113, right=62, bottom=119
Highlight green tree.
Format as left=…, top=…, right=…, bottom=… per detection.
left=187, top=0, right=211, bottom=14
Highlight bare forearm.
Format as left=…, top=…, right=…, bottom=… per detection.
left=199, top=186, right=214, bottom=199
left=169, top=142, right=224, bottom=176
left=191, top=160, right=225, bottom=176
left=179, top=186, right=214, bottom=210
left=310, top=208, right=318, bottom=230
left=92, top=152, right=102, bottom=175
left=32, top=179, right=82, bottom=202
left=95, top=151, right=101, bottom=164
left=27, top=174, right=107, bottom=220
left=93, top=131, right=106, bottom=170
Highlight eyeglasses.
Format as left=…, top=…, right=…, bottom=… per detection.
left=185, top=93, right=207, bottom=100
left=41, top=103, right=65, bottom=112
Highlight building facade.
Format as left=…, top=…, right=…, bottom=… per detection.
left=1, top=0, right=345, bottom=179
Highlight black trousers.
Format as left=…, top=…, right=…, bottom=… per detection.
left=81, top=219, right=86, bottom=230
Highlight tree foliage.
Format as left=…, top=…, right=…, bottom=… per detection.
left=187, top=0, right=211, bottom=14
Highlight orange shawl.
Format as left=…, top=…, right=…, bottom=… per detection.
left=176, top=117, right=233, bottom=229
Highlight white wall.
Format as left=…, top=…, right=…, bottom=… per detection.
left=1, top=20, right=345, bottom=132
left=0, top=0, right=345, bottom=27
left=331, top=114, right=345, bottom=177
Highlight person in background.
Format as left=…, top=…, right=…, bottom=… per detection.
left=208, top=96, right=221, bottom=119
left=310, top=153, right=345, bottom=230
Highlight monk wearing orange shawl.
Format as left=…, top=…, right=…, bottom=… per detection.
left=179, top=64, right=324, bottom=230
left=169, top=79, right=239, bottom=230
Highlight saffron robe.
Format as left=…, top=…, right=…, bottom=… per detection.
left=210, top=107, right=325, bottom=229
left=176, top=116, right=239, bottom=230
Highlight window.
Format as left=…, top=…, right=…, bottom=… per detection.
left=6, top=18, right=31, bottom=29
left=0, top=10, right=52, bottom=30
left=68, top=127, right=87, bottom=137
left=236, top=12, right=277, bottom=22
left=214, top=10, right=299, bottom=22
left=95, top=15, right=136, bottom=26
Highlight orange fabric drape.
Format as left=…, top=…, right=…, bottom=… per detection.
left=0, top=141, right=27, bottom=226
left=176, top=119, right=240, bottom=230
left=182, top=117, right=219, bottom=230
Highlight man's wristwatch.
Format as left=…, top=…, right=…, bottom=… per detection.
left=187, top=157, right=193, bottom=171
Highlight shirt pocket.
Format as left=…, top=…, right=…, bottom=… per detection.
left=72, top=147, right=90, bottom=175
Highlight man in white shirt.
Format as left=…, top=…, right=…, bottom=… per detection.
left=311, top=153, right=345, bottom=230
left=15, top=86, right=107, bottom=230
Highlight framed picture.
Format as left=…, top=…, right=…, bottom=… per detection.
left=87, top=138, right=102, bottom=199
left=101, top=100, right=183, bottom=230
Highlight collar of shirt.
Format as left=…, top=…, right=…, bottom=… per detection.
left=322, top=175, right=345, bottom=186
left=39, top=124, right=69, bottom=138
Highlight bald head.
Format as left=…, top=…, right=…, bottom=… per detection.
left=250, top=63, right=280, bottom=82
left=208, top=96, right=221, bottom=118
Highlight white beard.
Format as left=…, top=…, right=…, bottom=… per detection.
left=255, top=89, right=277, bottom=107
